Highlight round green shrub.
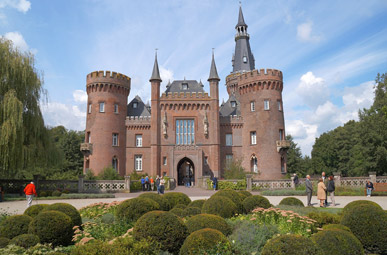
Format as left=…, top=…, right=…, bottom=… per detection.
left=202, top=196, right=237, bottom=218
left=133, top=211, right=188, bottom=254
left=307, top=212, right=341, bottom=227
left=52, top=190, right=62, bottom=197
left=179, top=228, right=232, bottom=255
left=238, top=190, right=252, bottom=200
left=28, top=210, right=73, bottom=246
left=39, top=191, right=47, bottom=197
left=187, top=199, right=206, bottom=209
left=279, top=197, right=304, bottom=207
left=243, top=195, right=271, bottom=213
left=0, top=214, right=33, bottom=239
left=185, top=214, right=231, bottom=236
left=322, top=224, right=351, bottom=232
left=212, top=190, right=244, bottom=213
left=262, top=234, right=321, bottom=255
left=10, top=234, right=40, bottom=249
left=342, top=200, right=382, bottom=215
left=24, top=204, right=49, bottom=218
left=138, top=193, right=171, bottom=211
left=116, top=197, right=160, bottom=222
left=0, top=237, right=10, bottom=248
left=312, top=229, right=363, bottom=255
left=183, top=207, right=201, bottom=217
left=341, top=204, right=386, bottom=254
left=43, top=203, right=82, bottom=227
left=169, top=208, right=185, bottom=218
left=173, top=203, right=187, bottom=210
left=163, top=192, right=191, bottom=208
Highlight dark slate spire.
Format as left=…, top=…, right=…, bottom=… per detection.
left=208, top=51, right=220, bottom=81
left=236, top=5, right=247, bottom=28
left=150, top=51, right=162, bottom=82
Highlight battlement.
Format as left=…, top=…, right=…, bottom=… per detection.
left=220, top=115, right=243, bottom=123
left=160, top=91, right=210, bottom=100
left=226, top=68, right=283, bottom=83
left=86, top=70, right=131, bottom=89
left=126, top=116, right=151, bottom=122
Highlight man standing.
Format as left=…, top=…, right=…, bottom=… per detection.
left=322, top=172, right=328, bottom=206
left=159, top=177, right=165, bottom=194
left=141, top=177, right=145, bottom=191
left=24, top=181, right=37, bottom=208
left=305, top=175, right=313, bottom=206
left=155, top=175, right=160, bottom=194
left=293, top=173, right=299, bottom=187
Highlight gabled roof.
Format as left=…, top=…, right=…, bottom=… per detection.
left=127, top=95, right=151, bottom=116
left=220, top=93, right=241, bottom=116
left=165, top=80, right=205, bottom=94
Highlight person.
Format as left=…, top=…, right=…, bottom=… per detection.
left=155, top=175, right=160, bottom=194
left=322, top=172, right=328, bottom=206
left=159, top=177, right=165, bottom=194
left=293, top=173, right=299, bottom=186
left=150, top=177, right=154, bottom=191
left=184, top=176, right=190, bottom=188
left=212, top=176, right=218, bottom=191
left=366, top=180, right=374, bottom=197
left=141, top=177, right=145, bottom=191
left=327, top=175, right=335, bottom=206
left=24, top=181, right=37, bottom=208
left=305, top=175, right=313, bottom=206
left=317, top=178, right=327, bottom=207
left=145, top=176, right=150, bottom=191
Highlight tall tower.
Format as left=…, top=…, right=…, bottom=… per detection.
left=81, top=71, right=131, bottom=176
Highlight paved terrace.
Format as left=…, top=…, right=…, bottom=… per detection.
left=1, top=186, right=386, bottom=214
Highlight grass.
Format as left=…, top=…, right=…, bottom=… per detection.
left=261, top=185, right=386, bottom=196
left=3, top=193, right=115, bottom=201
left=275, top=205, right=342, bottom=216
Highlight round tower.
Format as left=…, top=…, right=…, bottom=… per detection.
left=82, top=71, right=131, bottom=176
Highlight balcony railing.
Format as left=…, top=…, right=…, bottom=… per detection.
left=80, top=143, right=93, bottom=155
left=276, top=140, right=290, bottom=152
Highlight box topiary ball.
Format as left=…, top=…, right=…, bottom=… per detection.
left=24, top=204, right=49, bottom=218
left=183, top=207, right=201, bottom=217
left=0, top=215, right=33, bottom=239
left=138, top=193, right=171, bottom=210
left=163, top=192, right=191, bottom=208
left=187, top=199, right=206, bottom=209
left=243, top=195, right=271, bottom=213
left=262, top=234, right=321, bottom=255
left=279, top=197, right=304, bottom=207
left=311, top=229, right=363, bottom=255
left=342, top=200, right=382, bottom=215
left=116, top=197, right=160, bottom=222
left=10, top=234, right=40, bottom=249
left=43, top=203, right=82, bottom=227
left=238, top=190, right=253, bottom=200
left=185, top=213, right=231, bottom=235
left=212, top=190, right=244, bottom=213
left=173, top=203, right=187, bottom=210
left=202, top=196, right=237, bottom=218
left=0, top=237, right=10, bottom=248
left=322, top=224, right=351, bottom=232
left=169, top=207, right=185, bottom=218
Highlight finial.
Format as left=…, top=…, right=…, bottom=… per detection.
left=239, top=1, right=242, bottom=7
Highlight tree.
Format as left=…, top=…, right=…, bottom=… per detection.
left=223, top=158, right=246, bottom=179
left=286, top=134, right=311, bottom=177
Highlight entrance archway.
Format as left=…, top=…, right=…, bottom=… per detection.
left=177, top=157, right=195, bottom=186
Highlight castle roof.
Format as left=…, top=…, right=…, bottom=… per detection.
left=236, top=5, right=247, bottom=28
left=127, top=95, right=151, bottom=117
left=165, top=80, right=205, bottom=94
left=220, top=93, right=241, bottom=116
left=208, top=52, right=220, bottom=81
left=150, top=52, right=162, bottom=82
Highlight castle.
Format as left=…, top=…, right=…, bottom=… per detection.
left=81, top=6, right=290, bottom=184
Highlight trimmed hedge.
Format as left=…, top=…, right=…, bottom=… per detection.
left=187, top=199, right=206, bottom=209
left=116, top=198, right=160, bottom=222
left=212, top=190, right=244, bottom=213
left=238, top=190, right=252, bottom=200
left=173, top=204, right=187, bottom=210
left=307, top=211, right=341, bottom=227
left=279, top=197, right=304, bottom=207
left=43, top=203, right=82, bottom=227
left=138, top=193, right=171, bottom=211
left=311, top=229, right=363, bottom=255
left=342, top=200, right=382, bottom=215
left=185, top=214, right=231, bottom=236
left=28, top=210, right=73, bottom=246
left=52, top=190, right=62, bottom=197
left=322, top=224, right=351, bottom=232
left=202, top=196, right=237, bottom=218
left=262, top=234, right=321, bottom=255
left=24, top=204, right=49, bottom=218
left=163, top=192, right=191, bottom=208
left=242, top=195, right=271, bottom=213
left=10, top=234, right=40, bottom=249
left=133, top=211, right=188, bottom=254
left=179, top=228, right=232, bottom=255
left=183, top=207, right=201, bottom=217
left=0, top=237, right=10, bottom=248
left=169, top=208, right=185, bottom=218
left=0, top=215, right=33, bottom=239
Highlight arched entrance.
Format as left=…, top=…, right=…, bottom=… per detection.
left=177, top=157, right=195, bottom=186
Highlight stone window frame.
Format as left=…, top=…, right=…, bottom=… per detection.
left=112, top=157, right=118, bottom=172
left=264, top=99, right=270, bottom=111
left=204, top=156, right=208, bottom=165
left=135, top=155, right=142, bottom=171
left=225, top=154, right=233, bottom=167
left=231, top=101, right=236, bottom=108
left=135, top=134, right=142, bottom=147
left=175, top=119, right=195, bottom=145
left=133, top=102, right=138, bottom=108
left=112, top=133, right=119, bottom=146
left=182, top=83, right=188, bottom=90
left=279, top=129, right=284, bottom=141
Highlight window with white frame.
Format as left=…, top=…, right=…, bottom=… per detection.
left=226, top=134, right=232, bottom=146
left=163, top=157, right=167, bottom=165
left=250, top=101, right=255, bottom=112
left=88, top=103, right=92, bottom=114
left=135, top=134, right=142, bottom=147
left=250, top=131, right=257, bottom=145
left=264, top=100, right=270, bottom=110
left=99, top=102, right=105, bottom=112
left=252, top=157, right=258, bottom=173
left=114, top=104, right=119, bottom=113
left=277, top=100, right=282, bottom=111
left=135, top=155, right=142, bottom=171
left=226, top=154, right=233, bottom=167
left=112, top=133, right=118, bottom=146
left=176, top=119, right=195, bottom=145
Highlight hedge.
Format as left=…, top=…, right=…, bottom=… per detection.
left=279, top=197, right=304, bottom=207
left=311, top=229, right=363, bottom=255
left=185, top=214, right=231, bottom=236
left=262, top=234, right=321, bottom=255
left=183, top=207, right=201, bottom=217
left=169, top=208, right=185, bottom=218
left=322, top=224, right=351, bottom=232
left=138, top=193, right=171, bottom=211
left=0, top=215, right=33, bottom=239
left=242, top=195, right=271, bottom=213
left=24, top=204, right=49, bottom=218
left=238, top=190, right=252, bottom=200
left=10, top=234, right=40, bottom=249
left=43, top=203, right=82, bottom=227
left=202, top=196, right=237, bottom=218
left=116, top=198, right=160, bottom=222
left=307, top=211, right=341, bottom=227
left=187, top=199, right=206, bottom=209
left=342, top=200, right=382, bottom=215
left=163, top=192, right=191, bottom=208
left=0, top=237, right=10, bottom=248
left=212, top=190, right=244, bottom=213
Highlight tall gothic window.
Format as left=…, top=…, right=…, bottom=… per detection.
left=112, top=157, right=118, bottom=172
left=176, top=119, right=195, bottom=145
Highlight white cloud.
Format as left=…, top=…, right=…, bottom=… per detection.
left=287, top=119, right=318, bottom=155
left=0, top=0, right=31, bottom=13
left=296, top=71, right=329, bottom=108
left=41, top=102, right=86, bottom=131
left=73, top=90, right=87, bottom=103
left=297, top=21, right=321, bottom=42
left=2, top=31, right=37, bottom=54
left=160, top=66, right=174, bottom=88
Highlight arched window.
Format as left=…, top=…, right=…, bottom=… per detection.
left=251, top=155, right=258, bottom=173
left=112, top=157, right=118, bottom=172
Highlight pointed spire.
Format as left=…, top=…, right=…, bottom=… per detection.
left=236, top=4, right=247, bottom=28
left=208, top=49, right=220, bottom=81
left=150, top=50, right=162, bottom=82
left=199, top=79, right=204, bottom=87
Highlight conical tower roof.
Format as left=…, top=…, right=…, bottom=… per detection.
left=150, top=52, right=162, bottom=82
left=236, top=5, right=247, bottom=28
left=208, top=52, right=220, bottom=81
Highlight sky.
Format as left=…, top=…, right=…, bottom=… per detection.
left=1, top=0, right=387, bottom=156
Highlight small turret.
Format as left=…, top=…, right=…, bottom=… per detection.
left=150, top=52, right=162, bottom=82
left=208, top=51, right=220, bottom=81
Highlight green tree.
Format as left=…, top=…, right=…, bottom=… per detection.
left=286, top=135, right=312, bottom=177
left=223, top=158, right=246, bottom=179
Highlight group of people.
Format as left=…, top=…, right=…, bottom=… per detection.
left=183, top=176, right=193, bottom=188
left=140, top=175, right=166, bottom=194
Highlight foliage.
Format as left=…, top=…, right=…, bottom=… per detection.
left=238, top=190, right=252, bottom=200
left=223, top=158, right=246, bottom=179
left=229, top=221, right=279, bottom=255
left=133, top=211, right=188, bottom=254
left=279, top=197, right=304, bottom=207
left=0, top=237, right=10, bottom=248
left=311, top=229, right=364, bottom=255
left=276, top=205, right=342, bottom=216
left=0, top=214, right=32, bottom=239
left=217, top=180, right=247, bottom=190
left=183, top=207, right=201, bottom=217
left=185, top=214, right=231, bottom=236
left=79, top=202, right=120, bottom=220
left=97, top=166, right=123, bottom=180
left=130, top=181, right=142, bottom=192
left=202, top=196, right=238, bottom=218
left=163, top=192, right=191, bottom=208
left=0, top=243, right=72, bottom=255
left=261, top=234, right=322, bottom=255
left=138, top=193, right=171, bottom=211
left=342, top=199, right=382, bottom=215
left=261, top=189, right=307, bottom=196
left=24, top=204, right=49, bottom=218
left=28, top=210, right=74, bottom=246
left=322, top=224, right=351, bottom=232
left=286, top=135, right=312, bottom=176
left=100, top=213, right=115, bottom=224
left=307, top=211, right=341, bottom=227
left=52, top=190, right=62, bottom=197
left=0, top=208, right=14, bottom=225
left=187, top=199, right=206, bottom=209
left=10, top=234, right=40, bottom=249
left=43, top=203, right=82, bottom=227
left=212, top=190, right=244, bottom=213
left=169, top=207, right=185, bottom=217
left=85, top=169, right=97, bottom=180
left=341, top=204, right=387, bottom=254
left=173, top=203, right=187, bottom=209
left=242, top=195, right=271, bottom=213
left=179, top=228, right=232, bottom=255
left=116, top=198, right=159, bottom=222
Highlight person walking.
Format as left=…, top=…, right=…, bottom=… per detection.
left=322, top=172, right=328, bottom=206
left=212, top=176, right=218, bottom=191
left=24, top=181, right=37, bottom=208
left=159, top=177, right=165, bottom=194
left=317, top=178, right=327, bottom=207
left=327, top=176, right=336, bottom=206
left=155, top=175, right=160, bottom=194
left=145, top=176, right=150, bottom=191
left=366, top=180, right=374, bottom=197
left=293, top=173, right=299, bottom=187
left=305, top=175, right=313, bottom=206
left=150, top=177, right=154, bottom=191
left=141, top=177, right=145, bottom=191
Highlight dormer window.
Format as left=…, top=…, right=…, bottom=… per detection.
left=182, top=83, right=188, bottom=90
left=231, top=101, right=236, bottom=108
left=243, top=56, right=247, bottom=63
left=133, top=102, right=138, bottom=108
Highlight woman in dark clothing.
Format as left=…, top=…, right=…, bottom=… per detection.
left=327, top=176, right=335, bottom=206
left=366, top=181, right=374, bottom=197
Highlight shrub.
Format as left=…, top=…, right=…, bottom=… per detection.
left=202, top=196, right=237, bottom=218
left=169, top=208, right=185, bottom=218
left=279, top=197, right=304, bottom=207
left=138, top=193, right=171, bottom=211
left=46, top=190, right=53, bottom=197
left=28, top=210, right=73, bottom=246
left=101, top=213, right=115, bottom=224
left=97, top=166, right=123, bottom=180
left=179, top=228, right=232, bottom=255
left=212, top=190, right=244, bottom=213
left=322, top=224, right=351, bottom=232
left=10, top=234, right=40, bottom=249
left=312, top=229, right=363, bottom=255
left=307, top=211, right=341, bottom=227
left=52, top=190, right=62, bottom=197
left=39, top=191, right=47, bottom=197
left=24, top=204, right=49, bottom=218
left=173, top=203, right=187, bottom=209
left=133, top=211, right=188, bottom=254
left=163, top=192, right=191, bottom=208
left=342, top=200, right=382, bottom=215
left=187, top=199, right=206, bottom=209
left=43, top=203, right=82, bottom=227
left=0, top=237, right=10, bottom=248
left=218, top=180, right=247, bottom=190
left=242, top=195, right=271, bottom=213
left=238, top=190, right=252, bottom=200
left=229, top=221, right=279, bottom=255
left=116, top=197, right=159, bottom=222
left=341, top=204, right=386, bottom=254
left=183, top=207, right=201, bottom=217
left=186, top=214, right=231, bottom=236
left=0, top=215, right=32, bottom=239
left=262, top=234, right=321, bottom=255
left=223, top=158, right=246, bottom=179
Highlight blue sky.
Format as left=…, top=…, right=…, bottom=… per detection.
left=1, top=0, right=387, bottom=155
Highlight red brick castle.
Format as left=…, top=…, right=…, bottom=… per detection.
left=81, top=6, right=290, bottom=184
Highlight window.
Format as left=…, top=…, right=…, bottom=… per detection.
left=226, top=155, right=233, bottom=167
left=204, top=156, right=208, bottom=165
left=135, top=155, right=142, bottom=171
left=264, top=100, right=270, bottom=110
left=250, top=101, right=255, bottom=112
left=176, top=119, right=195, bottom=145
left=112, top=157, right=118, bottom=171
left=182, top=83, right=188, bottom=90
left=226, top=134, right=232, bottom=146
left=112, top=133, right=118, bottom=146
left=231, top=101, right=236, bottom=108
left=133, top=102, right=138, bottom=108
left=99, top=102, right=105, bottom=112
left=252, top=157, right=258, bottom=173
left=88, top=103, right=92, bottom=114
left=243, top=56, right=247, bottom=63
left=163, top=157, right=167, bottom=165
left=136, top=135, right=142, bottom=147
left=251, top=131, right=257, bottom=145
left=114, top=104, right=119, bottom=113
left=87, top=132, right=91, bottom=143
left=279, top=129, right=284, bottom=141
left=277, top=100, right=282, bottom=111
